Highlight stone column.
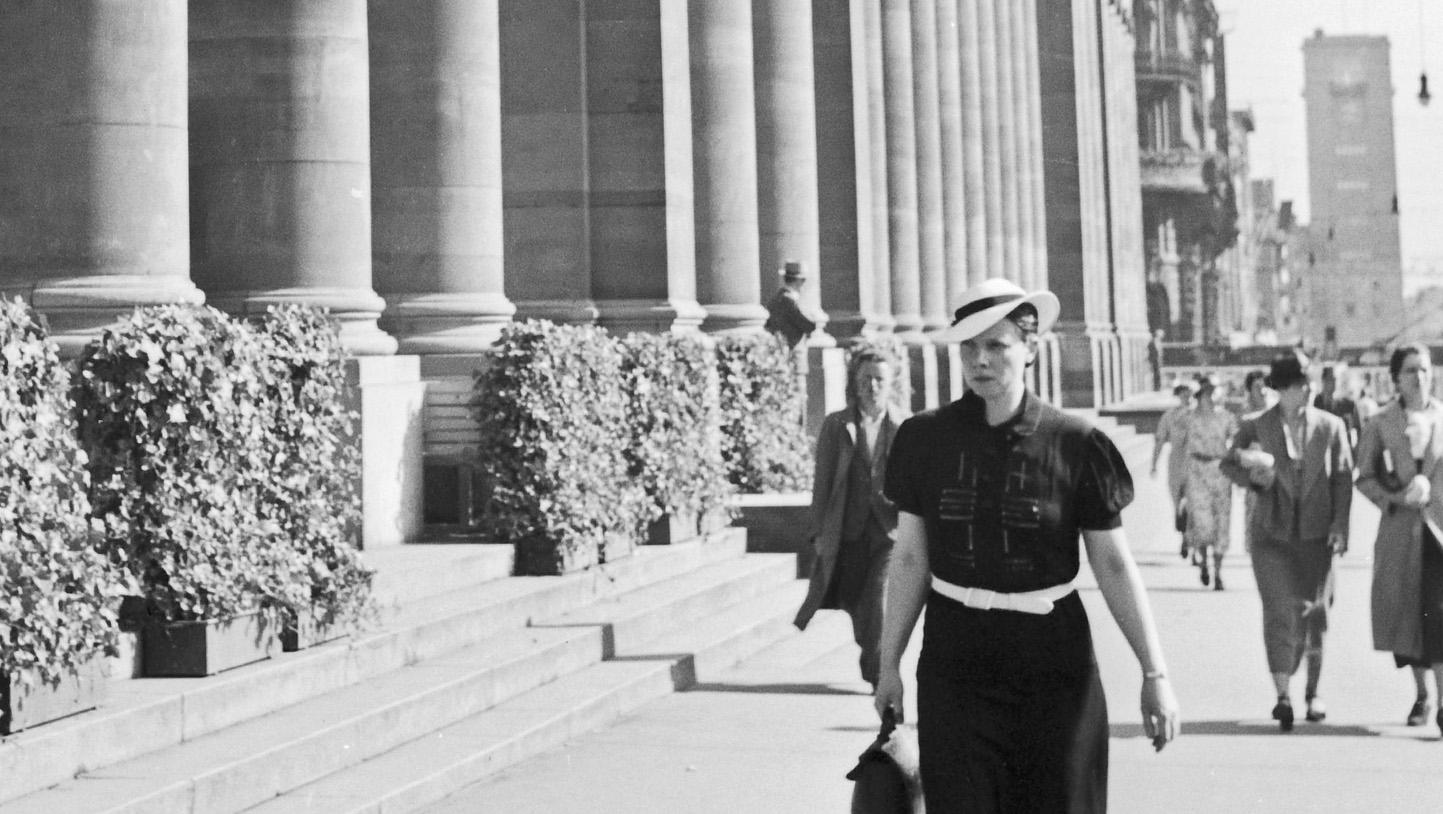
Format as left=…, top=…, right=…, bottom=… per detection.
left=371, top=0, right=515, bottom=353
left=862, top=0, right=894, bottom=330
left=994, top=0, right=1022, bottom=284
left=498, top=0, right=596, bottom=325
left=976, top=0, right=1006, bottom=278
left=1023, top=0, right=1049, bottom=291
left=0, top=0, right=203, bottom=355
left=753, top=0, right=827, bottom=338
left=189, top=0, right=394, bottom=356
left=812, top=0, right=886, bottom=341
left=935, top=0, right=970, bottom=309
left=1010, top=0, right=1039, bottom=291
left=912, top=0, right=948, bottom=332
left=691, top=0, right=766, bottom=333
left=587, top=1, right=705, bottom=333
left=957, top=0, right=990, bottom=287
left=881, top=0, right=922, bottom=335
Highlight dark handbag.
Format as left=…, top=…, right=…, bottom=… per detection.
left=847, top=708, right=925, bottom=814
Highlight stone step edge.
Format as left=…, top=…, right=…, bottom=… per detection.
left=247, top=580, right=809, bottom=814
left=0, top=529, right=747, bottom=807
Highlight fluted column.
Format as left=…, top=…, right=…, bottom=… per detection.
left=862, top=0, right=894, bottom=330
left=371, top=0, right=515, bottom=353
left=994, top=0, right=1022, bottom=284
left=957, top=0, right=990, bottom=287
left=976, top=0, right=1006, bottom=277
left=1023, top=0, right=1049, bottom=290
left=812, top=0, right=887, bottom=341
left=935, top=0, right=970, bottom=309
left=1009, top=0, right=1039, bottom=291
left=690, top=0, right=766, bottom=333
left=190, top=0, right=394, bottom=355
left=753, top=0, right=826, bottom=337
left=0, top=0, right=203, bottom=355
left=498, top=0, right=596, bottom=325
left=912, top=0, right=948, bottom=332
left=881, top=0, right=922, bottom=335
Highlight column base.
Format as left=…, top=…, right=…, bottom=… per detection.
left=805, top=346, right=847, bottom=438
left=208, top=287, right=399, bottom=356
left=596, top=298, right=707, bottom=334
left=345, top=356, right=426, bottom=548
left=699, top=302, right=769, bottom=334
left=381, top=292, right=516, bottom=354
left=24, top=274, right=205, bottom=357
left=823, top=310, right=899, bottom=346
left=512, top=299, right=601, bottom=325
left=1051, top=321, right=1119, bottom=409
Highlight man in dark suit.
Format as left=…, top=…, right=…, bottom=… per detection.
left=1314, top=365, right=1362, bottom=450
left=764, top=260, right=817, bottom=349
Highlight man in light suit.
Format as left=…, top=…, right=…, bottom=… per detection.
left=1221, top=352, right=1353, bottom=731
left=794, top=347, right=907, bottom=689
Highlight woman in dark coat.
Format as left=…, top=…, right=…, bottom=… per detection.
left=1356, top=343, right=1443, bottom=731
left=873, top=278, right=1178, bottom=813
left=793, top=347, right=908, bottom=688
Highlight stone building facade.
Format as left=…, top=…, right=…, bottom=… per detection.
left=0, top=1, right=1148, bottom=538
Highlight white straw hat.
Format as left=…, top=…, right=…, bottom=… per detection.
left=934, top=278, right=1059, bottom=343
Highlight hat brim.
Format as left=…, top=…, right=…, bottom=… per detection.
left=932, top=291, right=1059, bottom=343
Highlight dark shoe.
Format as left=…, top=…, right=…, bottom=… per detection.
left=1305, top=696, right=1327, bottom=723
left=1180, top=540, right=1188, bottom=560
left=1408, top=698, right=1432, bottom=727
left=1199, top=561, right=1211, bottom=587
left=1436, top=707, right=1443, bottom=737
left=1272, top=698, right=1294, bottom=732
left=1213, top=572, right=1225, bottom=591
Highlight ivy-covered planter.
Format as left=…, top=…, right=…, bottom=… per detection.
left=140, top=610, right=277, bottom=677
left=0, top=656, right=108, bottom=736
left=715, top=334, right=811, bottom=494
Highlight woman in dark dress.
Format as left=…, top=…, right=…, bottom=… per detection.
left=1356, top=343, right=1443, bottom=730
left=874, top=278, right=1179, bottom=812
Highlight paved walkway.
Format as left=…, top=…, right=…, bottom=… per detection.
left=425, top=436, right=1443, bottom=813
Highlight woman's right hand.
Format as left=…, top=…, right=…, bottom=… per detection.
left=1402, top=474, right=1431, bottom=508
left=874, top=668, right=905, bottom=722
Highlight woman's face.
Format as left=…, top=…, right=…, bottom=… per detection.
left=854, top=360, right=891, bottom=414
left=1396, top=351, right=1432, bottom=404
left=960, top=319, right=1034, bottom=402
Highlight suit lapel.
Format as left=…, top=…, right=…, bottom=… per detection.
left=1299, top=408, right=1327, bottom=502
left=1263, top=409, right=1298, bottom=499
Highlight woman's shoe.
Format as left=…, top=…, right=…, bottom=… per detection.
left=1199, top=560, right=1211, bottom=587
left=1213, top=572, right=1224, bottom=591
left=1435, top=707, right=1443, bottom=737
left=1305, top=696, right=1327, bottom=723
left=1407, top=698, right=1432, bottom=726
left=1272, top=697, right=1294, bottom=732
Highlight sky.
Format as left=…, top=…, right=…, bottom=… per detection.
left=1213, top=0, right=1443, bottom=294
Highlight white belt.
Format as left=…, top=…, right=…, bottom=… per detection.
left=930, top=575, right=1075, bottom=615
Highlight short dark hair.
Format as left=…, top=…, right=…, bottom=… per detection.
left=1172, top=383, right=1193, bottom=397
left=1243, top=369, right=1267, bottom=391
left=1389, top=342, right=1433, bottom=382
left=1004, top=303, right=1039, bottom=337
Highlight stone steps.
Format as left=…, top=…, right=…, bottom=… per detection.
left=0, top=531, right=748, bottom=808
left=245, top=578, right=808, bottom=814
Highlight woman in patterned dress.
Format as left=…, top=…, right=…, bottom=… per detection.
left=1182, top=373, right=1239, bottom=589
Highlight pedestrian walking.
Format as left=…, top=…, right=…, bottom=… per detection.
left=1221, top=352, right=1353, bottom=731
left=1355, top=342, right=1443, bottom=731
left=1181, top=373, right=1238, bottom=589
left=1150, top=382, right=1195, bottom=554
left=793, top=347, right=908, bottom=690
left=873, top=278, right=1178, bottom=813
left=1315, top=364, right=1363, bottom=450
left=763, top=261, right=817, bottom=350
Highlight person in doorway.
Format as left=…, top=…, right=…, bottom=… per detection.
left=1221, top=352, right=1353, bottom=731
left=1356, top=343, right=1443, bottom=732
left=1150, top=382, right=1195, bottom=556
left=763, top=260, right=817, bottom=350
left=793, top=346, right=908, bottom=689
left=1181, top=373, right=1238, bottom=589
left=874, top=278, right=1178, bottom=812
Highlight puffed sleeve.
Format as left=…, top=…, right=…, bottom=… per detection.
left=1075, top=429, right=1135, bottom=530
left=883, top=416, right=925, bottom=516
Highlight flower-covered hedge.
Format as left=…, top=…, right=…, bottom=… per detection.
left=621, top=333, right=732, bottom=530
left=0, top=300, right=123, bottom=691
left=473, top=321, right=650, bottom=575
left=72, top=305, right=371, bottom=630
left=715, top=334, right=811, bottom=493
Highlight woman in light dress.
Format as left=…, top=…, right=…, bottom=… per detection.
left=1182, top=373, right=1238, bottom=589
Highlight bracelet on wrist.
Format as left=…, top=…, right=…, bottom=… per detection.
left=1143, top=670, right=1167, bottom=680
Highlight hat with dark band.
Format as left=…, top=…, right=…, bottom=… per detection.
left=780, top=261, right=808, bottom=282
left=934, top=278, right=1059, bottom=343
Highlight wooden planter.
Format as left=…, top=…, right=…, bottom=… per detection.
left=731, top=492, right=814, bottom=577
left=514, top=535, right=599, bottom=576
left=280, top=608, right=349, bottom=653
left=645, top=506, right=733, bottom=545
left=141, top=610, right=277, bottom=677
left=1, top=656, right=107, bottom=736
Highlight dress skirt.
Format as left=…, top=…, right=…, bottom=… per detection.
left=916, top=590, right=1108, bottom=813
left=1395, top=525, right=1443, bottom=668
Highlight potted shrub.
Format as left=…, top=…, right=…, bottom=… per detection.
left=472, top=321, right=650, bottom=575
left=0, top=300, right=122, bottom=734
left=714, top=333, right=812, bottom=494
left=73, top=306, right=308, bottom=676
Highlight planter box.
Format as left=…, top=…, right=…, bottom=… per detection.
left=1, top=656, right=107, bottom=736
left=280, top=608, right=350, bottom=653
left=514, top=535, right=599, bottom=576
left=141, top=611, right=277, bottom=677
left=647, top=506, right=735, bottom=546
left=731, top=492, right=813, bottom=578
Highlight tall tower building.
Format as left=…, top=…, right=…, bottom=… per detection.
left=1301, top=32, right=1405, bottom=351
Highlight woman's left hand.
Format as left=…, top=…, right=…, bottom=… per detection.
left=1141, top=676, right=1180, bottom=752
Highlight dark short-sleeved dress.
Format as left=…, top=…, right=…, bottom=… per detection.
left=884, top=390, right=1134, bottom=814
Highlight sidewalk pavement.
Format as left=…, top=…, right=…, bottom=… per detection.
left=425, top=437, right=1443, bottom=813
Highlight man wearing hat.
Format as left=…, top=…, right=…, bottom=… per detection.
left=874, top=278, right=1178, bottom=811
left=763, top=260, right=817, bottom=349
left=1221, top=351, right=1353, bottom=731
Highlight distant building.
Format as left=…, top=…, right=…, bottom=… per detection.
left=1300, top=31, right=1406, bottom=352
